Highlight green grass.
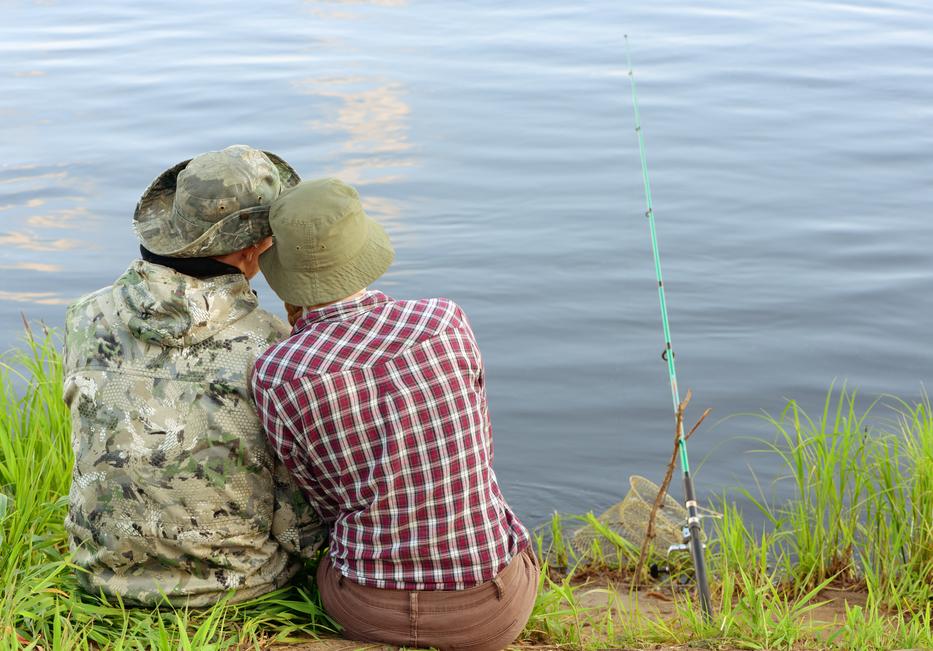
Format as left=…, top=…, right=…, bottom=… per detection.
left=745, top=389, right=933, bottom=610
left=536, top=388, right=933, bottom=650
left=2, top=326, right=931, bottom=650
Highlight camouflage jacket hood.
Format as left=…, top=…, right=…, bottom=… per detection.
left=113, top=261, right=254, bottom=347
left=63, top=260, right=323, bottom=607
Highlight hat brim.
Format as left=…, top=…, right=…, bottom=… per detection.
left=134, top=151, right=300, bottom=258
left=260, top=218, right=395, bottom=306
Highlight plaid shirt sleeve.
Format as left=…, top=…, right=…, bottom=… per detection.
left=456, top=311, right=495, bottom=463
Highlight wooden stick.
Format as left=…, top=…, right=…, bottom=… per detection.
left=686, top=408, right=712, bottom=441
left=630, top=392, right=711, bottom=589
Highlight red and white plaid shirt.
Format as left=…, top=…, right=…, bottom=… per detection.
left=251, top=291, right=529, bottom=590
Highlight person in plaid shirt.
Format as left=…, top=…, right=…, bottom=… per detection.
left=251, top=178, right=538, bottom=650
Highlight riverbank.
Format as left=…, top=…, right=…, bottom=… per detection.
left=273, top=583, right=875, bottom=651
left=1, top=328, right=930, bottom=650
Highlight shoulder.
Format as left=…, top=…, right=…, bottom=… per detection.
left=65, top=286, right=112, bottom=327
left=64, top=286, right=116, bottom=355
left=381, top=296, right=468, bottom=334
left=211, top=306, right=291, bottom=383
left=251, top=329, right=301, bottom=391
left=251, top=296, right=473, bottom=389
left=236, top=305, right=291, bottom=346
left=63, top=285, right=124, bottom=372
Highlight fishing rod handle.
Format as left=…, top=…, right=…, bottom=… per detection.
left=684, top=472, right=714, bottom=622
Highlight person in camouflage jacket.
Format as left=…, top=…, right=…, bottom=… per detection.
left=63, top=145, right=324, bottom=606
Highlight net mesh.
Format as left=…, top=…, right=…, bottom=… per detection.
left=571, top=475, right=691, bottom=557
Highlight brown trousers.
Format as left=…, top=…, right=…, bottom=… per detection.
left=317, top=549, right=540, bottom=651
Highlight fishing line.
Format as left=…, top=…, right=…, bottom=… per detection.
left=624, top=34, right=714, bottom=621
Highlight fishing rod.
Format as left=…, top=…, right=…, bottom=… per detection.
left=623, top=35, right=713, bottom=622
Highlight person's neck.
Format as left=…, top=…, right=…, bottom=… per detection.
left=306, top=288, right=367, bottom=311
left=285, top=289, right=369, bottom=326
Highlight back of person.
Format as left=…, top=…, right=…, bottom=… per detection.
left=65, top=263, right=306, bottom=605
left=251, top=178, right=538, bottom=651
left=64, top=145, right=322, bottom=606
left=254, top=290, right=529, bottom=590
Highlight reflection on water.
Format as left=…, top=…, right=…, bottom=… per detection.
left=297, top=76, right=415, bottom=180
left=0, top=290, right=72, bottom=305
left=0, top=231, right=81, bottom=252
left=296, top=74, right=415, bottom=228
left=304, top=0, right=410, bottom=21
left=1, top=0, right=932, bottom=525
left=0, top=262, right=61, bottom=273
left=304, top=78, right=412, bottom=156
left=0, top=163, right=92, bottom=306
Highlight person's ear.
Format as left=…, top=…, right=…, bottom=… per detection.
left=245, top=240, right=265, bottom=263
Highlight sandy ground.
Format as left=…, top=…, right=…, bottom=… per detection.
left=272, top=582, right=881, bottom=651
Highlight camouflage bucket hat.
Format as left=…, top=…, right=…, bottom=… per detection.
left=134, top=145, right=301, bottom=258
left=260, top=178, right=395, bottom=306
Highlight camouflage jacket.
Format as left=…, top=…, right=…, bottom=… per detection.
left=63, top=260, right=324, bottom=606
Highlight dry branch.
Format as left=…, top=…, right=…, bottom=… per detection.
left=630, top=390, right=711, bottom=588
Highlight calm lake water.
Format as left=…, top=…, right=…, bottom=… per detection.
left=2, top=1, right=931, bottom=526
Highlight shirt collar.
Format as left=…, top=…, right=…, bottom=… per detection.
left=293, top=290, right=392, bottom=331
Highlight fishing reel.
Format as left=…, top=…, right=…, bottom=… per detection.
left=649, top=511, right=720, bottom=582
left=667, top=518, right=706, bottom=556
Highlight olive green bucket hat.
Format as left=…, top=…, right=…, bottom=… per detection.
left=134, top=144, right=300, bottom=258
left=260, top=178, right=395, bottom=306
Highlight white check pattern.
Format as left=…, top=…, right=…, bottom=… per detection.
left=251, top=291, right=529, bottom=590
